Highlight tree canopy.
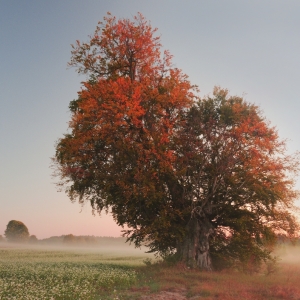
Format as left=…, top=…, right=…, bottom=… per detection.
left=177, top=88, right=299, bottom=270
left=5, top=220, right=30, bottom=243
left=54, top=13, right=299, bottom=270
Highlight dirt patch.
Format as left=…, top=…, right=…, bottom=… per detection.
left=140, top=291, right=186, bottom=300
left=138, top=287, right=201, bottom=299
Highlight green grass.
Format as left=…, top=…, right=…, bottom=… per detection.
left=0, top=244, right=151, bottom=299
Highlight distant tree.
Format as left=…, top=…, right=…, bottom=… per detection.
left=0, top=235, right=5, bottom=243
left=5, top=220, right=30, bottom=243
left=29, top=235, right=38, bottom=244
left=63, top=234, right=76, bottom=245
left=53, top=13, right=299, bottom=271
left=85, top=236, right=97, bottom=245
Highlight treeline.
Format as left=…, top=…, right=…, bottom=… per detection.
left=41, top=234, right=127, bottom=247
left=0, top=232, right=127, bottom=247
left=1, top=231, right=300, bottom=247
left=0, top=219, right=126, bottom=247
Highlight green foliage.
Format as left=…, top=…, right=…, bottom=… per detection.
left=68, top=97, right=83, bottom=113
left=143, top=258, right=153, bottom=266
left=4, top=220, right=30, bottom=243
left=177, top=87, right=299, bottom=270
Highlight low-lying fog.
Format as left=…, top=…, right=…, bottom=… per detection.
left=0, top=239, right=153, bottom=258
left=274, top=245, right=300, bottom=264
left=1, top=240, right=300, bottom=264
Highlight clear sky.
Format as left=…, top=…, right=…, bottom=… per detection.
left=1, top=1, right=300, bottom=239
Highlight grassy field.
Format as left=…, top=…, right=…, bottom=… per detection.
left=0, top=243, right=151, bottom=299
left=1, top=243, right=300, bottom=299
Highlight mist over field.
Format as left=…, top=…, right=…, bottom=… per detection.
left=2, top=235, right=300, bottom=266
left=275, top=245, right=300, bottom=265
left=0, top=236, right=152, bottom=257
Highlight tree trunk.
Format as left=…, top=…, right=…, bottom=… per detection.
left=177, top=215, right=213, bottom=270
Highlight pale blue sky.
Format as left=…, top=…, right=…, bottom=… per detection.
left=1, top=1, right=300, bottom=238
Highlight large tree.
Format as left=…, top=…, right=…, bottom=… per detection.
left=54, top=13, right=299, bottom=270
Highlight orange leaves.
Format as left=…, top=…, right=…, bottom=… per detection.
left=58, top=13, right=197, bottom=222
left=69, top=12, right=165, bottom=82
